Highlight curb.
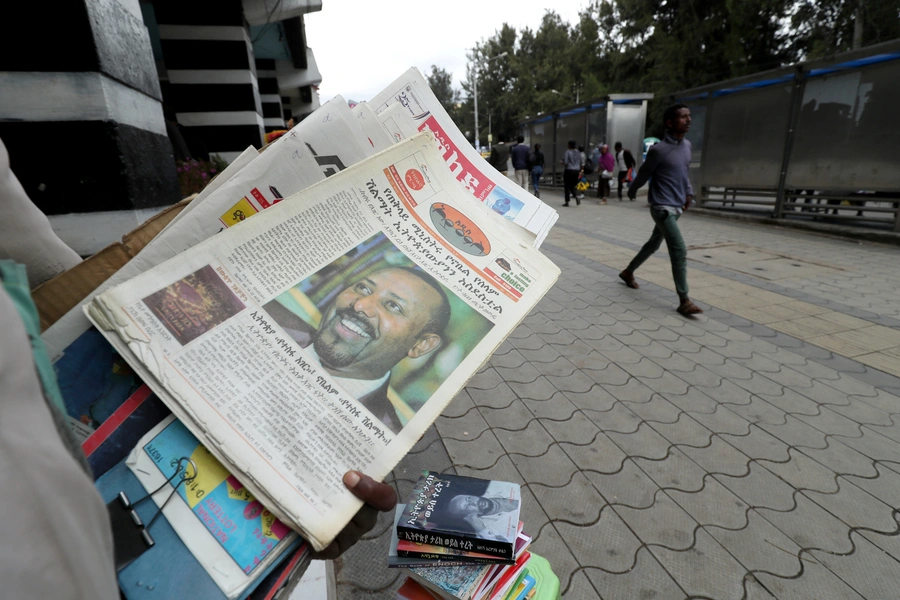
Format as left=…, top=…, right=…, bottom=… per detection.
left=690, top=207, right=900, bottom=247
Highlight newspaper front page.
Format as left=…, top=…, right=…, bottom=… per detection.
left=370, top=68, right=558, bottom=248
left=85, top=133, right=560, bottom=551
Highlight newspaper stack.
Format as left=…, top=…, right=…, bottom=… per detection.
left=40, top=68, right=560, bottom=598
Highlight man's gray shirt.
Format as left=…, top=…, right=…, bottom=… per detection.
left=630, top=134, right=693, bottom=209
left=563, top=149, right=583, bottom=171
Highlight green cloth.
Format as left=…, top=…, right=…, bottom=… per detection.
left=0, top=261, right=67, bottom=414
left=626, top=207, right=689, bottom=299
left=0, top=260, right=90, bottom=474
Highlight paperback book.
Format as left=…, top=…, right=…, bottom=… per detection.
left=398, top=472, right=521, bottom=559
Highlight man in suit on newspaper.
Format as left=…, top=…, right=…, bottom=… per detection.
left=264, top=266, right=451, bottom=434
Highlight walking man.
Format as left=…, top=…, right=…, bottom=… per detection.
left=488, top=134, right=510, bottom=178
left=510, top=135, right=530, bottom=190
left=620, top=104, right=703, bottom=316
left=561, top=140, right=583, bottom=207
left=614, top=142, right=636, bottom=200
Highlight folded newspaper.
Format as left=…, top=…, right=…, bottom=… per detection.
left=84, top=132, right=560, bottom=551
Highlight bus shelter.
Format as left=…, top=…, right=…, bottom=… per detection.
left=519, top=93, right=652, bottom=187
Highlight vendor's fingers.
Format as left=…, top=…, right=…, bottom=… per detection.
left=310, top=505, right=380, bottom=560
left=315, top=520, right=367, bottom=560
left=343, top=471, right=397, bottom=512
left=351, top=504, right=378, bottom=535
left=311, top=540, right=341, bottom=561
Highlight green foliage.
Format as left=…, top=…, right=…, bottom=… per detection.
left=787, top=0, right=900, bottom=60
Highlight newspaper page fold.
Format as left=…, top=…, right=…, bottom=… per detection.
left=352, top=101, right=394, bottom=153
left=84, top=132, right=560, bottom=551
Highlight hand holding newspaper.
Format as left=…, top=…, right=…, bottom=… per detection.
left=85, top=132, right=560, bottom=551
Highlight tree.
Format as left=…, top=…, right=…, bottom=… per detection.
left=463, top=23, right=520, bottom=147
left=426, top=66, right=459, bottom=121
left=584, top=0, right=794, bottom=135
left=787, top=0, right=900, bottom=60
left=458, top=12, right=584, bottom=146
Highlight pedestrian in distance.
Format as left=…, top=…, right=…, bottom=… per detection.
left=488, top=134, right=510, bottom=178
left=597, top=143, right=615, bottom=205
left=560, top=140, right=583, bottom=207
left=577, top=145, right=588, bottom=200
left=620, top=104, right=704, bottom=317
left=614, top=141, right=636, bottom=201
left=530, top=143, right=544, bottom=198
left=510, top=135, right=531, bottom=191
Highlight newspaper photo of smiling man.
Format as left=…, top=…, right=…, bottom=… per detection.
left=263, top=232, right=493, bottom=434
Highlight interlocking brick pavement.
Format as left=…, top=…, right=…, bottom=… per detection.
left=335, top=191, right=900, bottom=599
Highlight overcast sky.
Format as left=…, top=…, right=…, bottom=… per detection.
left=305, top=1, right=588, bottom=102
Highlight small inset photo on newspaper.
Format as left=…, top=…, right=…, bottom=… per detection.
left=141, top=265, right=247, bottom=345
left=262, top=232, right=494, bottom=434
left=485, top=189, right=526, bottom=220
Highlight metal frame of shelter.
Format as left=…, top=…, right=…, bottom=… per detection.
left=518, top=93, right=653, bottom=187
left=672, top=39, right=900, bottom=232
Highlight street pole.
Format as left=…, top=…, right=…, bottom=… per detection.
left=472, top=51, right=508, bottom=153
left=474, top=70, right=480, bottom=153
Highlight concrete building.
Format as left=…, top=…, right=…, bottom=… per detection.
left=0, top=0, right=322, bottom=254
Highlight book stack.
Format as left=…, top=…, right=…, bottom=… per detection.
left=389, top=471, right=541, bottom=600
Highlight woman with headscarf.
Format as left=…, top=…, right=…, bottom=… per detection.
left=597, top=143, right=616, bottom=205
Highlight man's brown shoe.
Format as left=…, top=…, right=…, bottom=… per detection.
left=619, top=271, right=639, bottom=289
left=677, top=300, right=704, bottom=316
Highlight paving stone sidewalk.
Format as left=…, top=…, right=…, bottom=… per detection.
left=335, top=189, right=900, bottom=600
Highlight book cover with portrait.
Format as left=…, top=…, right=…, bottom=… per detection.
left=398, top=471, right=521, bottom=559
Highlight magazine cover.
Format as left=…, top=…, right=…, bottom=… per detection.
left=136, top=417, right=295, bottom=575
left=398, top=471, right=521, bottom=559
left=404, top=563, right=493, bottom=600
left=82, top=384, right=171, bottom=480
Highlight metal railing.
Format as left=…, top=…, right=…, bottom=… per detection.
left=700, top=187, right=900, bottom=231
